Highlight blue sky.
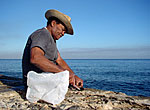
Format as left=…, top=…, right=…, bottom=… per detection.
left=0, top=0, right=150, bottom=59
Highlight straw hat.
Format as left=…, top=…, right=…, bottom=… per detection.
left=45, top=9, right=74, bottom=35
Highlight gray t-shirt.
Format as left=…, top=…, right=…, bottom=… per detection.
left=22, top=28, right=58, bottom=85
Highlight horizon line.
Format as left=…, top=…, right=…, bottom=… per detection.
left=0, top=58, right=150, bottom=60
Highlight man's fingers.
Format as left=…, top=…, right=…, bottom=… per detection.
left=73, top=84, right=80, bottom=90
left=80, top=81, right=83, bottom=88
left=69, top=75, right=80, bottom=90
left=77, top=82, right=83, bottom=88
left=69, top=74, right=83, bottom=90
left=72, top=78, right=80, bottom=90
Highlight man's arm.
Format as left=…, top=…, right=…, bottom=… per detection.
left=56, top=51, right=74, bottom=74
left=30, top=47, right=64, bottom=73
left=56, top=51, right=83, bottom=89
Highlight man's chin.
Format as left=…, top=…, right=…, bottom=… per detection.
left=57, top=36, right=62, bottom=40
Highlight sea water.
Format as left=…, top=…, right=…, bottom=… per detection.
left=0, top=59, right=150, bottom=96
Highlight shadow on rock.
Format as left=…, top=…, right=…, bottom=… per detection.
left=0, top=74, right=26, bottom=99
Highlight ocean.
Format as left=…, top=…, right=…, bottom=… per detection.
left=0, top=59, right=150, bottom=97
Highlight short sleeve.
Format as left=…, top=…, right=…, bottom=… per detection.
left=30, top=30, right=51, bottom=53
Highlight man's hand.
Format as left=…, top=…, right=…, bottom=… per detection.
left=74, top=75, right=83, bottom=89
left=69, top=72, right=83, bottom=90
left=69, top=72, right=77, bottom=89
left=56, top=51, right=83, bottom=90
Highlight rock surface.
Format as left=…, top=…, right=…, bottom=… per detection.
left=0, top=75, right=150, bottom=110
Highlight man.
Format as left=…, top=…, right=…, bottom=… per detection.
left=22, top=9, right=83, bottom=92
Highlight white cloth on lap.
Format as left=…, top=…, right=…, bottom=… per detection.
left=26, top=70, right=69, bottom=105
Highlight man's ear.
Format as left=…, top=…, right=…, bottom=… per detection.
left=51, top=20, right=56, bottom=27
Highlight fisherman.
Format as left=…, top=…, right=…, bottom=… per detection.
left=22, top=9, right=83, bottom=92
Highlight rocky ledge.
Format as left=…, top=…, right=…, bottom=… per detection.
left=0, top=75, right=150, bottom=110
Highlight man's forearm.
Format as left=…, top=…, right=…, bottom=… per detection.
left=31, top=54, right=64, bottom=73
left=56, top=58, right=74, bottom=74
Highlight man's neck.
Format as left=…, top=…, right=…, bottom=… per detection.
left=45, top=26, right=51, bottom=34
left=45, top=26, right=56, bottom=43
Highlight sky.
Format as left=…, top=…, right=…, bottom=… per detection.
left=0, top=0, right=150, bottom=59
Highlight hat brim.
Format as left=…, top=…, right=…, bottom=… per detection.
left=45, top=10, right=74, bottom=35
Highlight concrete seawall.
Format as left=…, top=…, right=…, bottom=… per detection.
left=0, top=75, right=150, bottom=110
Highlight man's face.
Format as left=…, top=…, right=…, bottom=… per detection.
left=51, top=21, right=66, bottom=40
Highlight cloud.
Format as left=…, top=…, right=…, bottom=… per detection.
left=0, top=46, right=150, bottom=59
left=59, top=46, right=150, bottom=59
left=0, top=51, right=22, bottom=59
